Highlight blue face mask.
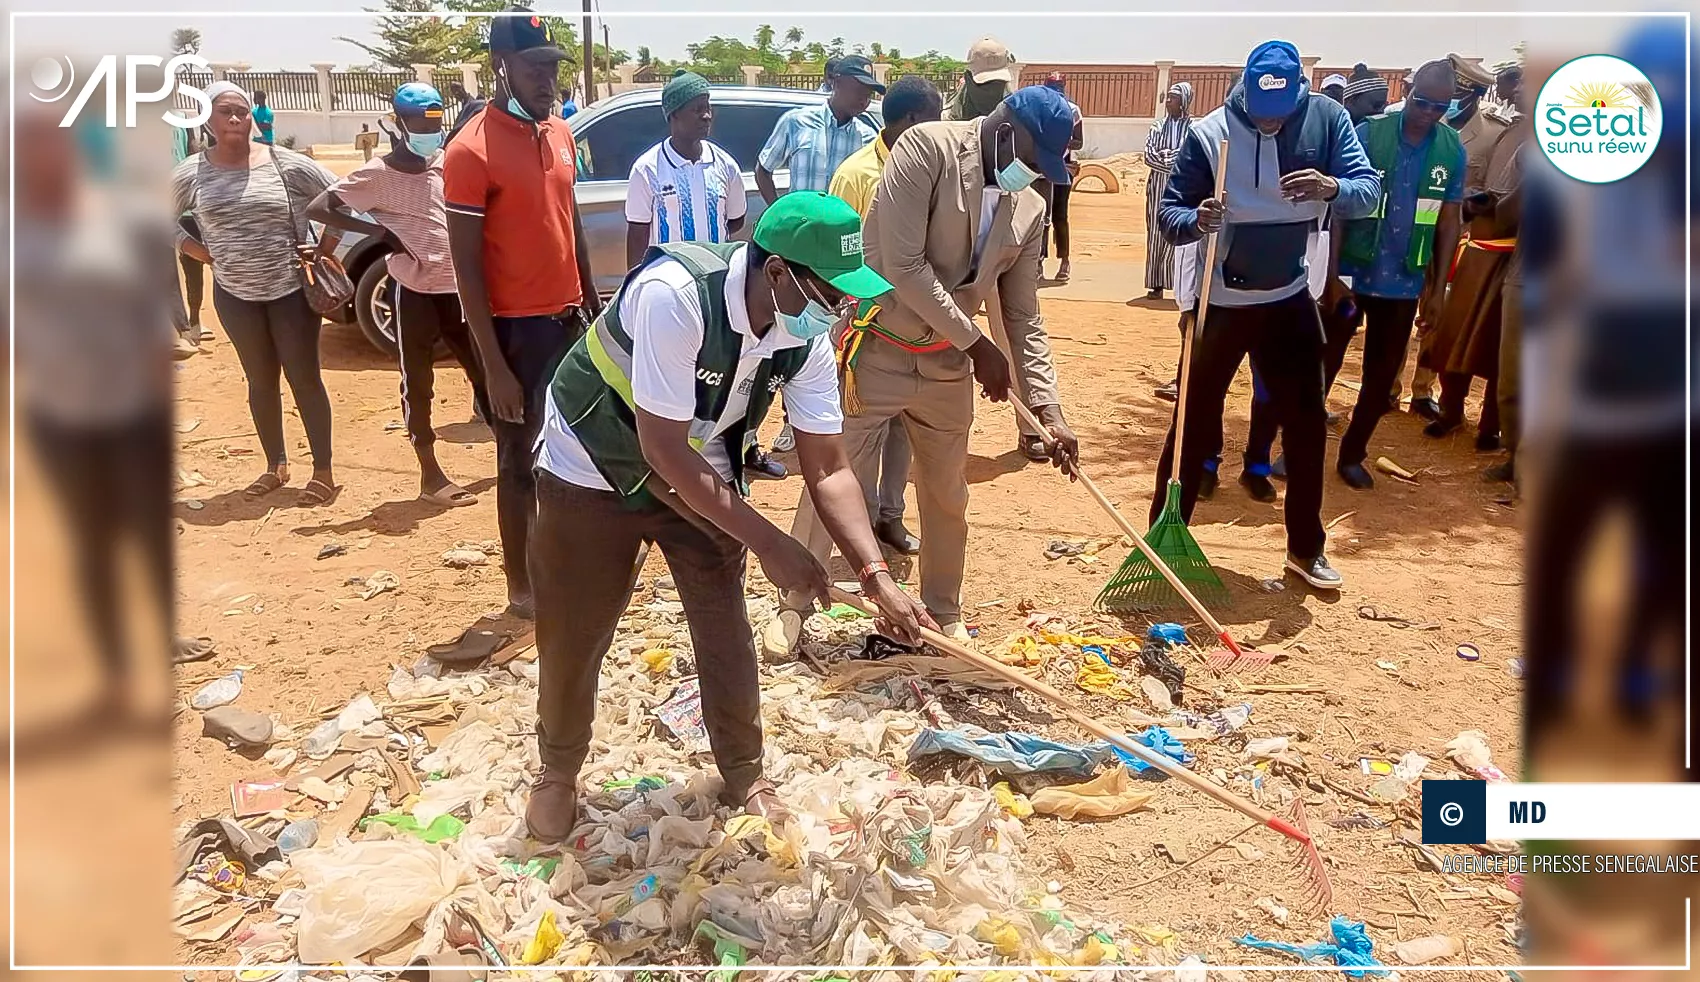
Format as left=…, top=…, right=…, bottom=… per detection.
left=774, top=269, right=836, bottom=340
left=1445, top=94, right=1476, bottom=121
left=405, top=130, right=445, bottom=157
left=499, top=65, right=537, bottom=121
left=994, top=124, right=1039, bottom=194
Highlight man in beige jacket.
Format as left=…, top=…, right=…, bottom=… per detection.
left=766, top=86, right=1081, bottom=655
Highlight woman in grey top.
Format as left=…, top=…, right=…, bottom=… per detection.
left=174, top=82, right=340, bottom=504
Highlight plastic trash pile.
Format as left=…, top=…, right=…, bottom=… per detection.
left=174, top=592, right=1150, bottom=971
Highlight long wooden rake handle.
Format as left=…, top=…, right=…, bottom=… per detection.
left=829, top=586, right=1309, bottom=844
left=1172, top=138, right=1231, bottom=470
left=1009, top=399, right=1245, bottom=659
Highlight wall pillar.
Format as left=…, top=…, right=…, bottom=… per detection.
left=740, top=64, right=763, bottom=87
left=1154, top=60, right=1174, bottom=116
left=411, top=62, right=435, bottom=85
left=458, top=62, right=480, bottom=96
left=872, top=63, right=892, bottom=88
left=310, top=62, right=335, bottom=115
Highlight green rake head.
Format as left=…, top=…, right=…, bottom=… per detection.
left=1096, top=482, right=1228, bottom=613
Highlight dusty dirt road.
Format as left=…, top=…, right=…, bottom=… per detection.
left=16, top=176, right=1530, bottom=969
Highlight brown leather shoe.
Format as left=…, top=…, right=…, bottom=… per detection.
left=524, top=770, right=580, bottom=843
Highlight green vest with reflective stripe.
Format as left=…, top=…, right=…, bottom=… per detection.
left=549, top=241, right=812, bottom=504
left=1340, top=112, right=1461, bottom=273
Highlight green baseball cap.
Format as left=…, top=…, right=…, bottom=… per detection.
left=752, top=192, right=893, bottom=299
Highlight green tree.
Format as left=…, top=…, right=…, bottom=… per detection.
left=170, top=27, right=201, bottom=55
left=754, top=24, right=776, bottom=55
left=828, top=36, right=846, bottom=56
left=337, top=0, right=579, bottom=74
left=637, top=45, right=652, bottom=67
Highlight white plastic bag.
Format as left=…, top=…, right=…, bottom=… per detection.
left=290, top=838, right=469, bottom=963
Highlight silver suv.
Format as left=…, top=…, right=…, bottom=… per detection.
left=331, top=85, right=880, bottom=355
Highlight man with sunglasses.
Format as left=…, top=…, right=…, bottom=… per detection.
left=1330, top=59, right=1464, bottom=490
left=445, top=6, right=601, bottom=619
left=764, top=85, right=1081, bottom=659
left=523, top=193, right=933, bottom=841
left=1401, top=53, right=1509, bottom=420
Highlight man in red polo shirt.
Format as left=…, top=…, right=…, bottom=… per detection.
left=446, top=5, right=601, bottom=619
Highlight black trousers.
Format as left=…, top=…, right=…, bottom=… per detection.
left=1335, top=294, right=1419, bottom=465
left=29, top=411, right=175, bottom=679
left=489, top=311, right=584, bottom=598
left=180, top=254, right=205, bottom=326
left=531, top=472, right=763, bottom=792
left=1150, top=290, right=1328, bottom=560
left=211, top=284, right=333, bottom=470
left=1241, top=295, right=1362, bottom=469
left=1049, top=182, right=1072, bottom=259
left=393, top=282, right=488, bottom=452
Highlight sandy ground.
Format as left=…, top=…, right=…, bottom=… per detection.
left=12, top=181, right=1540, bottom=972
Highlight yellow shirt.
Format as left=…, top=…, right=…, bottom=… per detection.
left=828, top=134, right=890, bottom=219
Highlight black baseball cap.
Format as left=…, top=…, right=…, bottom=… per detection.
left=488, top=5, right=569, bottom=63
left=828, top=54, right=886, bottom=94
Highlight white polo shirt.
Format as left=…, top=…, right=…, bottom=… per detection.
left=535, top=243, right=843, bottom=490
left=625, top=139, right=747, bottom=246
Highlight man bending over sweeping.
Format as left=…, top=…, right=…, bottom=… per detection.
left=523, top=192, right=935, bottom=841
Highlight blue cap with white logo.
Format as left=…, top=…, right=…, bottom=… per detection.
left=1004, top=84, right=1076, bottom=186
left=1244, top=39, right=1304, bottom=120
left=393, top=82, right=445, bottom=119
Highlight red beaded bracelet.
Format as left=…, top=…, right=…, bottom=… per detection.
left=857, top=560, right=890, bottom=584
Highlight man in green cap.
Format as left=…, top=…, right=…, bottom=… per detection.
left=625, top=71, right=747, bottom=269
left=524, top=191, right=936, bottom=841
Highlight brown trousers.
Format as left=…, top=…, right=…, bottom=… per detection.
left=783, top=337, right=976, bottom=624
left=530, top=470, right=763, bottom=793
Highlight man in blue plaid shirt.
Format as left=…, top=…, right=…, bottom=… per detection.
left=750, top=54, right=883, bottom=468
left=755, top=56, right=882, bottom=201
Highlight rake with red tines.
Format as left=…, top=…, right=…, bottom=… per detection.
left=1010, top=400, right=1275, bottom=675
left=829, top=588, right=1335, bottom=912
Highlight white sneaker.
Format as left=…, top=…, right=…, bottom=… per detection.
left=761, top=609, right=804, bottom=660
left=771, top=424, right=797, bottom=453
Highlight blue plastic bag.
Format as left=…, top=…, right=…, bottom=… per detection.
left=1235, top=916, right=1389, bottom=978
left=1147, top=623, right=1190, bottom=647
left=909, top=726, right=1191, bottom=777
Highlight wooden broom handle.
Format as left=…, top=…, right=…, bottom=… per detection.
left=1172, top=137, right=1230, bottom=470
left=1008, top=399, right=1240, bottom=654
left=828, top=586, right=1305, bottom=842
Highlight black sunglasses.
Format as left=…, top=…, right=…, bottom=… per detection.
left=1407, top=94, right=1450, bottom=113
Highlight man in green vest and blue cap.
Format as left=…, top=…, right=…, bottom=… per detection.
left=523, top=191, right=936, bottom=841
left=1331, top=58, right=1464, bottom=490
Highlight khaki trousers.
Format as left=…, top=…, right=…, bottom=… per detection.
left=783, top=337, right=975, bottom=624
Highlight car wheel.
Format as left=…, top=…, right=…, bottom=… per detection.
left=354, top=255, right=399, bottom=358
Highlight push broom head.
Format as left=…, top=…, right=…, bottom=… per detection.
left=1097, top=481, right=1228, bottom=613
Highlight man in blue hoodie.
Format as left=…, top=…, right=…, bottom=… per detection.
left=1152, top=39, right=1380, bottom=591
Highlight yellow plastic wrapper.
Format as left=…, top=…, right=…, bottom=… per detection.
left=636, top=647, right=674, bottom=674
left=1000, top=634, right=1043, bottom=666
left=1075, top=934, right=1122, bottom=965
left=1038, top=626, right=1135, bottom=649
left=1030, top=765, right=1157, bottom=819
left=991, top=781, right=1033, bottom=819
left=975, top=918, right=1024, bottom=957
left=1075, top=657, right=1133, bottom=699
left=521, top=909, right=566, bottom=965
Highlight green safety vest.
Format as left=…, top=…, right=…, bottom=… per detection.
left=1340, top=111, right=1461, bottom=273
left=548, top=241, right=812, bottom=505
